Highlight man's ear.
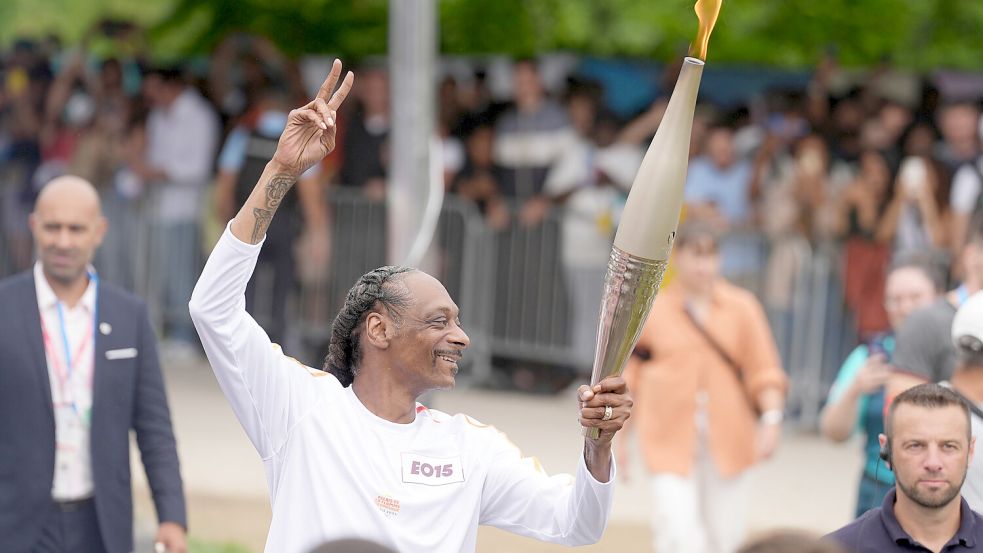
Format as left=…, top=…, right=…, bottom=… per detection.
left=364, top=312, right=391, bottom=350
left=878, top=433, right=891, bottom=469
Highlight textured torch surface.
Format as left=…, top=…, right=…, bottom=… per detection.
left=584, top=247, right=667, bottom=439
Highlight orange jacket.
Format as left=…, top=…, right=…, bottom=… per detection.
left=624, top=279, right=787, bottom=478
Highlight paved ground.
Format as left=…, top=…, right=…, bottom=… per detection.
left=130, top=357, right=864, bottom=552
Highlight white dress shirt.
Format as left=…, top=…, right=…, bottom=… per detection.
left=146, top=88, right=220, bottom=223
left=34, top=262, right=98, bottom=501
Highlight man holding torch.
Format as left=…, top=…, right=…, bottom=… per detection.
left=576, top=3, right=782, bottom=551
left=189, top=60, right=631, bottom=553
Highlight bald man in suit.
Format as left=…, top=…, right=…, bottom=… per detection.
left=0, top=176, right=186, bottom=552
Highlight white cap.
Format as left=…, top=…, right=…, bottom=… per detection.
left=952, top=291, right=983, bottom=351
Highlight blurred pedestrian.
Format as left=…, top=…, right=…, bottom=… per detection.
left=0, top=38, right=50, bottom=272
left=937, top=102, right=980, bottom=174
left=876, top=155, right=946, bottom=258
left=684, top=123, right=763, bottom=283
left=489, top=59, right=576, bottom=389
left=821, top=257, right=943, bottom=516
left=450, top=123, right=510, bottom=230
left=620, top=220, right=787, bottom=553
left=544, top=85, right=642, bottom=374
left=493, top=58, right=575, bottom=227
left=0, top=176, right=186, bottom=553
left=886, top=215, right=983, bottom=399
left=826, top=384, right=982, bottom=552
left=336, top=64, right=389, bottom=200
left=208, top=33, right=304, bottom=123
left=948, top=291, right=983, bottom=512
left=837, top=149, right=895, bottom=340
left=214, top=87, right=329, bottom=345
left=138, top=66, right=220, bottom=357
left=944, top=102, right=983, bottom=254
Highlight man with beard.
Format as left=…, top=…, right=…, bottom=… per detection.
left=826, top=383, right=983, bottom=552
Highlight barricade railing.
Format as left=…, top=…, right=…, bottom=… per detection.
left=0, top=180, right=858, bottom=426
left=99, top=188, right=205, bottom=351
left=489, top=208, right=578, bottom=369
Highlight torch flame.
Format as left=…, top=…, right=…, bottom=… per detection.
left=690, top=0, right=722, bottom=60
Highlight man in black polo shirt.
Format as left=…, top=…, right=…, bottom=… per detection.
left=826, top=383, right=983, bottom=552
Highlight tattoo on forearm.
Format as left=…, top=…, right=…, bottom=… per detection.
left=248, top=173, right=295, bottom=243
left=266, top=173, right=294, bottom=209
left=251, top=208, right=273, bottom=243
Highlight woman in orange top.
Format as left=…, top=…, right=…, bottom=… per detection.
left=620, top=220, right=787, bottom=553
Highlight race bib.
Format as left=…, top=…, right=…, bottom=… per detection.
left=400, top=453, right=465, bottom=486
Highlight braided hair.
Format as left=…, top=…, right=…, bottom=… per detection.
left=324, top=266, right=415, bottom=386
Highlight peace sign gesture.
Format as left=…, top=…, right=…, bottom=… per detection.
left=272, top=59, right=355, bottom=178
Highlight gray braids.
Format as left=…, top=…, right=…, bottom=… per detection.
left=324, top=266, right=415, bottom=386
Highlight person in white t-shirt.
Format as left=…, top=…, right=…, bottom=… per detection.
left=189, top=60, right=631, bottom=553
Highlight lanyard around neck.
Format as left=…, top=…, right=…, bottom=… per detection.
left=41, top=272, right=100, bottom=416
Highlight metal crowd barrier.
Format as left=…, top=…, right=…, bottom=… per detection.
left=0, top=176, right=859, bottom=426
left=766, top=238, right=857, bottom=428
left=489, top=209, right=576, bottom=368
left=101, top=189, right=204, bottom=349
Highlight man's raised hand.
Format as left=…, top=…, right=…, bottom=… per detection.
left=230, top=60, right=354, bottom=244
left=272, top=59, right=354, bottom=178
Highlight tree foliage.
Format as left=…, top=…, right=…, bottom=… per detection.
left=2, top=0, right=982, bottom=69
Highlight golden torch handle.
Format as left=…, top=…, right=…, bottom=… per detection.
left=583, top=248, right=667, bottom=439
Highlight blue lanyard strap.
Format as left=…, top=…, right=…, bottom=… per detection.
left=54, top=271, right=99, bottom=385
left=55, top=301, right=74, bottom=377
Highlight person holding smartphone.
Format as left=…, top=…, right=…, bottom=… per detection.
left=820, top=256, right=943, bottom=516
left=876, top=155, right=946, bottom=257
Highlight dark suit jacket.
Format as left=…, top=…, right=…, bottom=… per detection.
left=0, top=271, right=186, bottom=553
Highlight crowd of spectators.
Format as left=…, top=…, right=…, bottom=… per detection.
left=7, top=21, right=983, bottom=553
left=1, top=24, right=982, bottom=377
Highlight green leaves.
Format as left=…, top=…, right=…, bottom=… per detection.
left=150, top=0, right=388, bottom=59
left=1, top=0, right=980, bottom=69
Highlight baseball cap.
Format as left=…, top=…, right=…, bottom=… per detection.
left=952, top=291, right=983, bottom=353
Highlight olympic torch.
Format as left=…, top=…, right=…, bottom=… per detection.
left=584, top=0, right=721, bottom=439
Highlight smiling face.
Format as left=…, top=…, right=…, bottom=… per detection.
left=887, top=404, right=973, bottom=509
left=386, top=272, right=470, bottom=393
